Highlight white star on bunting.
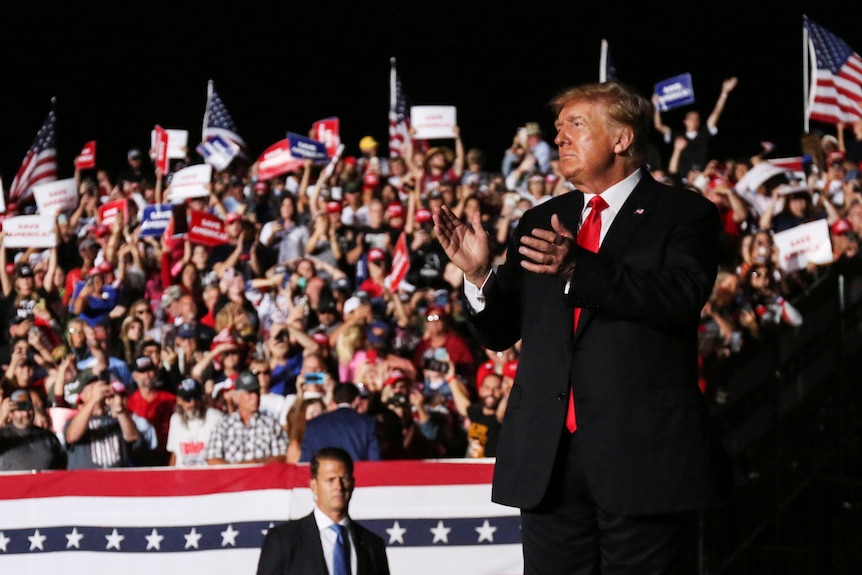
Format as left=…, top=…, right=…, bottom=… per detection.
left=386, top=521, right=406, bottom=544
left=105, top=528, right=124, bottom=550
left=65, top=527, right=84, bottom=549
left=430, top=520, right=451, bottom=544
left=0, top=531, right=11, bottom=552
left=145, top=528, right=164, bottom=551
left=221, top=524, right=239, bottom=547
left=29, top=529, right=46, bottom=551
left=475, top=520, right=497, bottom=543
left=184, top=527, right=202, bottom=549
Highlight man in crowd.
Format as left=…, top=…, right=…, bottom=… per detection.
left=166, top=377, right=224, bottom=466
left=257, top=447, right=390, bottom=575
left=205, top=370, right=287, bottom=465
left=65, top=372, right=140, bottom=469
left=0, top=389, right=66, bottom=471
left=126, top=355, right=176, bottom=466
left=299, top=382, right=380, bottom=463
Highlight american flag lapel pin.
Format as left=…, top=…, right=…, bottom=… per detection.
left=634, top=208, right=645, bottom=215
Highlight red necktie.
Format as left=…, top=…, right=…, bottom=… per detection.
left=566, top=195, right=609, bottom=433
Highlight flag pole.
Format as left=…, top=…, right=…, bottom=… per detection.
left=203, top=80, right=213, bottom=143
left=390, top=58, right=397, bottom=111
left=803, top=16, right=810, bottom=134
left=599, top=39, right=608, bottom=83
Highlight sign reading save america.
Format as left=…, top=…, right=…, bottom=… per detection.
left=32, top=178, right=78, bottom=217
left=1, top=215, right=57, bottom=248
left=187, top=210, right=228, bottom=246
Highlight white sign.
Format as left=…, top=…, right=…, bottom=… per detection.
left=151, top=128, right=189, bottom=159
left=0, top=177, right=6, bottom=213
left=773, top=219, right=833, bottom=272
left=2, top=215, right=57, bottom=248
left=32, top=178, right=78, bottom=217
left=734, top=162, right=790, bottom=194
left=410, top=105, right=457, bottom=139
left=166, top=164, right=212, bottom=204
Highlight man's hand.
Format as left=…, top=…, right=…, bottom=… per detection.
left=433, top=205, right=491, bottom=285
left=518, top=214, right=577, bottom=279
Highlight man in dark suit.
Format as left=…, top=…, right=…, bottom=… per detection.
left=299, top=383, right=380, bottom=463
left=434, top=82, right=731, bottom=574
left=257, top=447, right=390, bottom=575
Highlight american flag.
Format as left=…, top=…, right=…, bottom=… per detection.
left=599, top=39, right=618, bottom=83
left=0, top=461, right=522, bottom=575
left=202, top=81, right=247, bottom=155
left=8, top=103, right=57, bottom=202
left=805, top=18, right=862, bottom=124
left=389, top=58, right=412, bottom=158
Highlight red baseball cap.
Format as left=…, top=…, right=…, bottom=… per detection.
left=385, top=202, right=405, bottom=218
left=832, top=218, right=853, bottom=236
left=326, top=201, right=343, bottom=214
left=415, top=208, right=433, bottom=224
left=367, top=247, right=387, bottom=262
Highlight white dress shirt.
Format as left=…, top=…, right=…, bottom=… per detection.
left=314, top=506, right=357, bottom=575
left=465, top=169, right=642, bottom=310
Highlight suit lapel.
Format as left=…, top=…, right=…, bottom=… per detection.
left=350, top=523, right=369, bottom=575
left=574, top=170, right=657, bottom=339
left=303, top=514, right=329, bottom=574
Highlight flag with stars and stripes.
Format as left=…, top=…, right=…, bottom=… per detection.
left=0, top=460, right=522, bottom=575
left=805, top=18, right=862, bottom=124
left=202, top=81, right=247, bottom=157
left=8, top=103, right=58, bottom=202
left=389, top=58, right=412, bottom=158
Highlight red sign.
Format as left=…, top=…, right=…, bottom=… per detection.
left=187, top=210, right=228, bottom=246
left=256, top=139, right=303, bottom=181
left=386, top=231, right=410, bottom=291
left=98, top=199, right=128, bottom=228
left=74, top=141, right=97, bottom=170
left=312, top=117, right=340, bottom=158
left=154, top=125, right=169, bottom=174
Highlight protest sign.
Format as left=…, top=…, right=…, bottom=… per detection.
left=166, top=164, right=212, bottom=203
left=257, top=140, right=303, bottom=181
left=2, top=215, right=57, bottom=248
left=139, top=204, right=173, bottom=238
left=98, top=199, right=128, bottom=228
left=654, top=73, right=695, bottom=112
left=197, top=135, right=239, bottom=171
left=410, top=106, right=457, bottom=139
left=773, top=219, right=833, bottom=272
left=187, top=210, right=228, bottom=246
left=286, top=132, right=329, bottom=164
left=312, top=117, right=340, bottom=157
left=74, top=141, right=97, bottom=170
left=151, top=128, right=188, bottom=160
left=154, top=125, right=169, bottom=174
left=33, top=178, right=78, bottom=217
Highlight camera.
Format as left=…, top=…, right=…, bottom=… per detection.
left=423, top=357, right=449, bottom=374
left=305, top=372, right=326, bottom=385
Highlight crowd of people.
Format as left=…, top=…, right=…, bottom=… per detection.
left=2, top=84, right=862, bottom=471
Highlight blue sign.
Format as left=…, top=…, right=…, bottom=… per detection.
left=654, top=73, right=695, bottom=112
left=197, top=135, right=239, bottom=171
left=139, top=204, right=173, bottom=237
left=286, top=132, right=329, bottom=164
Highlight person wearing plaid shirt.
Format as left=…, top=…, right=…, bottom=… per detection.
left=206, top=371, right=287, bottom=465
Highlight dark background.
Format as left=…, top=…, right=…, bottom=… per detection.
left=0, top=2, right=859, bottom=183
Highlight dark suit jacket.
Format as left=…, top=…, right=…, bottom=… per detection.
left=299, top=407, right=380, bottom=463
left=470, top=170, right=731, bottom=516
left=257, top=513, right=390, bottom=575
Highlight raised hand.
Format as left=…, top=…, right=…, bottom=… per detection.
left=433, top=205, right=490, bottom=285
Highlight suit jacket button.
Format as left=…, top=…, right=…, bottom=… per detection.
left=556, top=393, right=566, bottom=401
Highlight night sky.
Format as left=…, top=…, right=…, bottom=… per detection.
left=1, top=2, right=859, bottom=183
